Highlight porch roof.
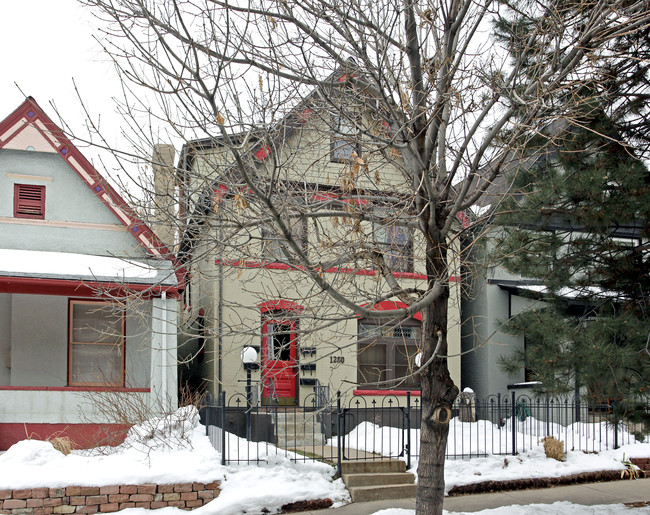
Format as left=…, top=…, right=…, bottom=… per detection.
left=0, top=248, right=178, bottom=296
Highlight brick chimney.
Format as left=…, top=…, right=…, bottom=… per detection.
left=152, top=143, right=177, bottom=250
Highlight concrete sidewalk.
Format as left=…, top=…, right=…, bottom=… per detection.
left=293, top=478, right=650, bottom=514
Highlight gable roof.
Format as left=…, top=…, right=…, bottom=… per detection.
left=0, top=97, right=174, bottom=259
left=0, top=97, right=184, bottom=294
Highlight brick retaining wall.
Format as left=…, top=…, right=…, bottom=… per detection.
left=0, top=482, right=221, bottom=515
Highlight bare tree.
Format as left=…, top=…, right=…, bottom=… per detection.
left=78, top=0, right=650, bottom=512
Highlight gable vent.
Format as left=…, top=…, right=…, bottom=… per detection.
left=14, top=183, right=46, bottom=219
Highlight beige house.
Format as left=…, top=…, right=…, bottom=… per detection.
left=174, top=94, right=462, bottom=408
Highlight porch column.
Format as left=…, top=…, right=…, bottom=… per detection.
left=150, top=295, right=178, bottom=414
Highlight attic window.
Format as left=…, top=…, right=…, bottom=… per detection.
left=14, top=184, right=45, bottom=220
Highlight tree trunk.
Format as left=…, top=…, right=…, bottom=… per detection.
left=415, top=239, right=459, bottom=515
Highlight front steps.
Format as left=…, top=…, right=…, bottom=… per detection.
left=630, top=458, right=650, bottom=477
left=342, top=460, right=417, bottom=502
left=274, top=410, right=325, bottom=448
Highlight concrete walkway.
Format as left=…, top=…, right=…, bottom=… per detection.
left=293, top=478, right=650, bottom=514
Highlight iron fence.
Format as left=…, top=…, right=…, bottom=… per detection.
left=201, top=390, right=647, bottom=475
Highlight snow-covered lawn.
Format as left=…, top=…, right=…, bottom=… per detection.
left=0, top=407, right=648, bottom=515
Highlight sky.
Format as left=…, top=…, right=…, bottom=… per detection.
left=0, top=0, right=141, bottom=188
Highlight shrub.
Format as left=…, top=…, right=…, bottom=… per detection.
left=541, top=436, right=565, bottom=461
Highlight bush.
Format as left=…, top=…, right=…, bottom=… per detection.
left=541, top=436, right=565, bottom=461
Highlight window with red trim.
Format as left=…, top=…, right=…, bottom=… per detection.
left=68, top=300, right=126, bottom=387
left=357, top=318, right=421, bottom=389
left=14, top=184, right=45, bottom=219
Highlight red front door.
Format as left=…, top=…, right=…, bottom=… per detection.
left=262, top=317, right=297, bottom=405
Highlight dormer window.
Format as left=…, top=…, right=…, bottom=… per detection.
left=14, top=184, right=46, bottom=220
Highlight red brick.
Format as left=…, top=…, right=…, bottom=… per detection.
left=31, top=488, right=49, bottom=499
left=85, top=496, right=108, bottom=506
left=12, top=489, right=32, bottom=500
left=129, top=494, right=153, bottom=503
left=185, top=500, right=203, bottom=508
left=65, top=488, right=81, bottom=496
left=99, top=503, right=119, bottom=512
left=3, top=500, right=27, bottom=509
left=197, top=491, right=214, bottom=500
left=150, top=502, right=167, bottom=509
left=119, top=486, right=137, bottom=495
left=180, top=492, right=197, bottom=501
left=173, top=484, right=193, bottom=493
left=48, top=489, right=65, bottom=499
left=205, top=481, right=220, bottom=490
left=43, top=498, right=63, bottom=508
left=134, top=502, right=151, bottom=509
left=0, top=491, right=11, bottom=500
left=192, top=483, right=205, bottom=492
left=78, top=488, right=99, bottom=497
left=157, top=485, right=174, bottom=494
left=166, top=501, right=185, bottom=509
left=69, top=496, right=85, bottom=506
left=98, top=486, right=119, bottom=496
left=118, top=503, right=135, bottom=510
left=137, top=485, right=156, bottom=495
left=27, top=499, right=45, bottom=508
left=107, top=495, right=128, bottom=504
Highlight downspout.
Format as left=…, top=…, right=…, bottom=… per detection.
left=161, top=290, right=168, bottom=411
left=218, top=225, right=223, bottom=396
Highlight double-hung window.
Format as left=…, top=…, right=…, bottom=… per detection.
left=374, top=221, right=413, bottom=273
left=261, top=217, right=307, bottom=262
left=68, top=300, right=126, bottom=387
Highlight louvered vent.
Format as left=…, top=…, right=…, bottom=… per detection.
left=14, top=184, right=46, bottom=219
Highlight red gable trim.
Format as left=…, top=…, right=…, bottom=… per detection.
left=0, top=98, right=185, bottom=290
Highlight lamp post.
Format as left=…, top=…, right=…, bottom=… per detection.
left=241, top=346, right=259, bottom=441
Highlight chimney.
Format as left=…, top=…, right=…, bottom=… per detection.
left=152, top=143, right=177, bottom=250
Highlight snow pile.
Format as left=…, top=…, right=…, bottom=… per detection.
left=0, top=407, right=349, bottom=514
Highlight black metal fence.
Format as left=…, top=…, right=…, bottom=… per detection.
left=201, top=390, right=647, bottom=476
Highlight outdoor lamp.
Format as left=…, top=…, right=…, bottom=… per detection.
left=241, top=346, right=259, bottom=371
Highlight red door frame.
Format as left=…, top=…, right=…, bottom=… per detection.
left=261, top=315, right=298, bottom=405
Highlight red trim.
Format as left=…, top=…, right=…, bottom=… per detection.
left=258, top=299, right=304, bottom=313
left=369, top=300, right=422, bottom=321
left=0, top=386, right=150, bottom=392
left=353, top=389, right=421, bottom=396
left=254, top=145, right=271, bottom=160
left=0, top=423, right=130, bottom=451
left=456, top=211, right=470, bottom=229
left=0, top=275, right=181, bottom=298
left=0, top=98, right=186, bottom=290
left=215, top=259, right=461, bottom=283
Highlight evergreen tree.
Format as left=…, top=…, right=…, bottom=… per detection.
left=494, top=114, right=650, bottom=418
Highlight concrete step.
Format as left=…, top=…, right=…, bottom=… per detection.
left=347, top=483, right=417, bottom=503
left=343, top=472, right=416, bottom=487
left=341, top=460, right=406, bottom=474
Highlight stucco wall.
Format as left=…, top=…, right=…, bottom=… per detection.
left=0, top=149, right=147, bottom=258
left=3, top=294, right=152, bottom=388
left=0, top=293, right=11, bottom=385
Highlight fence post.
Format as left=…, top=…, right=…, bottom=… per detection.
left=546, top=398, right=550, bottom=436
left=511, top=390, right=517, bottom=456
left=406, top=391, right=411, bottom=470
left=220, top=390, right=227, bottom=466
left=336, top=391, right=342, bottom=477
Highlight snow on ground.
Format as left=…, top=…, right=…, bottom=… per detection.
left=0, top=407, right=648, bottom=515
left=332, top=418, right=650, bottom=493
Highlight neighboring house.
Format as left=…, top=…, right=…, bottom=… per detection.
left=461, top=135, right=647, bottom=401
left=0, top=98, right=182, bottom=450
left=173, top=87, right=463, bottom=408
